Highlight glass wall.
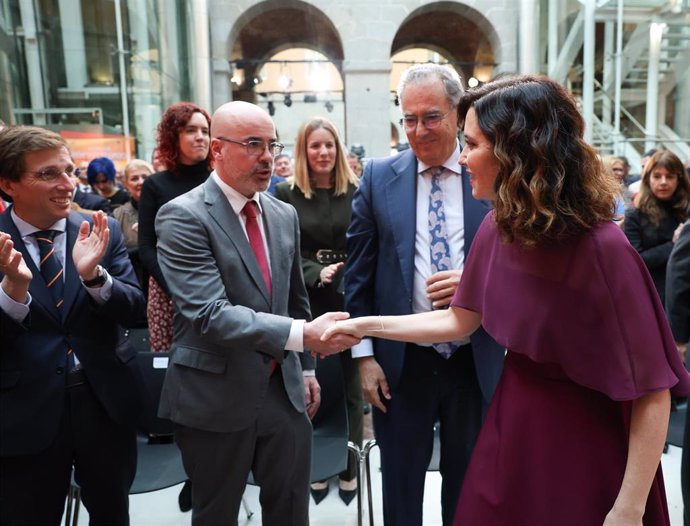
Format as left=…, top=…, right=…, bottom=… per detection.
left=0, top=0, right=194, bottom=162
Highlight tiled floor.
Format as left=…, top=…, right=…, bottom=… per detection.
left=67, top=442, right=685, bottom=526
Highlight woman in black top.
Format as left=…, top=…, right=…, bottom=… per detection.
left=624, top=150, right=690, bottom=304
left=138, top=102, right=212, bottom=354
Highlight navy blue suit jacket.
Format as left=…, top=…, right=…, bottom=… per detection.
left=344, top=148, right=504, bottom=403
left=0, top=210, right=146, bottom=457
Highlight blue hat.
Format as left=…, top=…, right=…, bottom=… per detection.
left=87, top=157, right=116, bottom=185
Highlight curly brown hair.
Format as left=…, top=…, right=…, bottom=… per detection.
left=156, top=102, right=212, bottom=173
left=636, top=150, right=690, bottom=227
left=458, top=75, right=617, bottom=246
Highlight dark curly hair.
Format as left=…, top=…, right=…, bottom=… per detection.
left=458, top=74, right=617, bottom=246
left=156, top=102, right=212, bottom=173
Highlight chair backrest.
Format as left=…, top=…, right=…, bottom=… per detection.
left=126, top=327, right=175, bottom=437
left=309, top=354, right=349, bottom=482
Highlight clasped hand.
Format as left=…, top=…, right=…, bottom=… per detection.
left=303, top=311, right=361, bottom=357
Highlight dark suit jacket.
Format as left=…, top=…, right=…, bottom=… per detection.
left=624, top=206, right=679, bottom=304
left=73, top=188, right=112, bottom=215
left=666, top=222, right=690, bottom=343
left=0, top=210, right=146, bottom=457
left=344, top=149, right=504, bottom=403
left=155, top=177, right=315, bottom=433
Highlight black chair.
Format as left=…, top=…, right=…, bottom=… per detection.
left=63, top=332, right=187, bottom=525
left=310, top=355, right=363, bottom=523
left=310, top=354, right=350, bottom=483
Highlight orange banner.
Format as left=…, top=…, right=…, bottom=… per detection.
left=61, top=132, right=134, bottom=171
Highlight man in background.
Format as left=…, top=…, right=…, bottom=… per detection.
left=344, top=64, right=504, bottom=525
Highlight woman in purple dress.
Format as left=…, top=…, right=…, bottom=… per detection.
left=323, top=75, right=690, bottom=525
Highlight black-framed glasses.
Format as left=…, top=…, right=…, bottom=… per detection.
left=26, top=168, right=76, bottom=182
left=399, top=110, right=452, bottom=131
left=215, top=136, right=284, bottom=157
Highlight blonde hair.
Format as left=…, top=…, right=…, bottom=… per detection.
left=291, top=116, right=358, bottom=199
left=123, top=159, right=154, bottom=180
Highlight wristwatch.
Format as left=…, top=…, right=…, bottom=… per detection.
left=81, top=265, right=107, bottom=288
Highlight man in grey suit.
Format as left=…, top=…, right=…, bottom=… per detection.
left=155, top=101, right=357, bottom=526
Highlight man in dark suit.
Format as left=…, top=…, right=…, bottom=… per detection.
left=666, top=221, right=690, bottom=526
left=155, top=101, right=357, bottom=526
left=344, top=64, right=505, bottom=526
left=0, top=126, right=146, bottom=524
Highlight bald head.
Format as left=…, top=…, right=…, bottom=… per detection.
left=210, top=101, right=277, bottom=198
left=211, top=101, right=274, bottom=137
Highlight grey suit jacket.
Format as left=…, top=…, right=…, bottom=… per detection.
left=155, top=176, right=314, bottom=433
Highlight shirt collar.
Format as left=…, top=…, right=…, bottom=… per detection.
left=417, top=140, right=461, bottom=176
left=211, top=171, right=262, bottom=217
left=10, top=208, right=66, bottom=238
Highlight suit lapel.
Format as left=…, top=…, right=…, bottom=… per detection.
left=61, top=213, right=85, bottom=320
left=385, top=151, right=417, bottom=301
left=0, top=210, right=60, bottom=323
left=204, top=179, right=271, bottom=307
left=260, top=195, right=285, bottom=309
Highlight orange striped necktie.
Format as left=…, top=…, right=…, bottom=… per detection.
left=32, top=230, right=64, bottom=311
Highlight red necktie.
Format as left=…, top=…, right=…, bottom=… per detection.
left=243, top=200, right=276, bottom=375
left=243, top=201, right=272, bottom=296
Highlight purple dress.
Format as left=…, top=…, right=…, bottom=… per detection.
left=451, top=214, right=690, bottom=526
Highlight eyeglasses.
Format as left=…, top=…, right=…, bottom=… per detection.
left=26, top=168, right=76, bottom=182
left=399, top=110, right=452, bottom=131
left=215, top=136, right=284, bottom=157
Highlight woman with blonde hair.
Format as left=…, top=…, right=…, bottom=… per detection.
left=274, top=116, right=361, bottom=505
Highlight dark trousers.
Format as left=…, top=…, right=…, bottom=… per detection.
left=373, top=343, right=483, bottom=526
left=175, top=370, right=313, bottom=526
left=0, top=379, right=137, bottom=526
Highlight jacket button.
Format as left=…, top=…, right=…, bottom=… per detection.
left=56, top=367, right=64, bottom=374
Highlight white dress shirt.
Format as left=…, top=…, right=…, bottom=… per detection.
left=352, top=142, right=468, bottom=358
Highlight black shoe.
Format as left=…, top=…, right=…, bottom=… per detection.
left=339, top=488, right=356, bottom=506
left=178, top=479, right=192, bottom=512
left=310, top=482, right=329, bottom=505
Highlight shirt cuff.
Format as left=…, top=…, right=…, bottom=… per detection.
left=302, top=369, right=315, bottom=377
left=82, top=269, right=113, bottom=304
left=285, top=319, right=305, bottom=352
left=351, top=338, right=374, bottom=358
left=0, top=285, right=31, bottom=323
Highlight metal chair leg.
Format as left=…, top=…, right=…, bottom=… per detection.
left=65, top=484, right=81, bottom=526
left=348, top=441, right=363, bottom=526
left=363, top=439, right=378, bottom=526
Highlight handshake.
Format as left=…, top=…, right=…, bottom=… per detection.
left=303, top=312, right=366, bottom=357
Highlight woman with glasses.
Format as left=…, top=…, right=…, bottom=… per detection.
left=274, top=116, right=362, bottom=506
left=137, top=101, right=211, bottom=512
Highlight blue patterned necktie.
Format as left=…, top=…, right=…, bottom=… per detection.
left=427, top=167, right=459, bottom=359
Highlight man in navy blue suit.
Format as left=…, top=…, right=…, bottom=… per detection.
left=0, top=126, right=146, bottom=525
left=344, top=64, right=505, bottom=526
